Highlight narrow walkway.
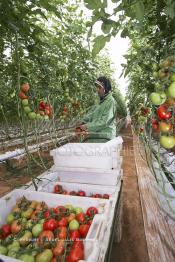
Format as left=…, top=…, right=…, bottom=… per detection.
left=111, top=126, right=149, bottom=262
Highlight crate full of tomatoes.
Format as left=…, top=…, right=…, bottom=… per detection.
left=0, top=189, right=110, bottom=262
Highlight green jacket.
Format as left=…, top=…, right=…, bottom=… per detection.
left=82, top=92, right=117, bottom=143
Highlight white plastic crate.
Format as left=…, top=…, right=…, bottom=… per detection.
left=36, top=181, right=121, bottom=207
left=50, top=137, right=123, bottom=170
left=0, top=189, right=111, bottom=262
left=36, top=167, right=122, bottom=188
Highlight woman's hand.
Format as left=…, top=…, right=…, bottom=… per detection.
left=75, top=125, right=88, bottom=140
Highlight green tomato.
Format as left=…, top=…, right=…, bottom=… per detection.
left=160, top=136, right=175, bottom=149
left=7, top=240, right=20, bottom=251
left=28, top=112, right=36, bottom=120
left=36, top=249, right=53, bottom=262
left=24, top=106, right=32, bottom=113
left=152, top=63, right=158, bottom=71
left=0, top=245, right=8, bottom=255
left=32, top=223, right=43, bottom=237
left=22, top=208, right=33, bottom=219
left=167, top=82, right=175, bottom=98
left=8, top=248, right=18, bottom=258
left=170, top=73, right=175, bottom=82
left=36, top=113, right=42, bottom=119
left=39, top=219, right=45, bottom=225
left=19, top=231, right=32, bottom=247
left=65, top=204, right=74, bottom=212
left=44, top=115, right=49, bottom=120
left=22, top=99, right=29, bottom=106
left=6, top=213, right=15, bottom=224
left=19, top=254, right=35, bottom=262
left=74, top=207, right=83, bottom=214
left=153, top=71, right=158, bottom=78
left=149, top=92, right=166, bottom=105
left=69, top=219, right=79, bottom=230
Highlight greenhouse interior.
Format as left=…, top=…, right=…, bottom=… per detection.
left=0, top=0, right=175, bottom=262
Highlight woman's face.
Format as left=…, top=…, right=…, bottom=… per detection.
left=96, top=84, right=105, bottom=97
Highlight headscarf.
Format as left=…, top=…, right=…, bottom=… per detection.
left=95, top=76, right=112, bottom=102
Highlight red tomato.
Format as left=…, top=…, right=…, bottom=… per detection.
left=52, top=240, right=65, bottom=256
left=79, top=224, right=90, bottom=238
left=93, top=193, right=102, bottom=198
left=63, top=106, right=68, bottom=112
left=55, top=226, right=67, bottom=240
left=39, top=101, right=46, bottom=110
left=53, top=184, right=63, bottom=194
left=66, top=247, right=84, bottom=262
left=11, top=220, right=21, bottom=234
left=54, top=206, right=67, bottom=216
left=152, top=119, right=159, bottom=130
left=139, top=127, right=144, bottom=133
left=1, top=224, right=11, bottom=237
left=19, top=91, right=28, bottom=100
left=44, top=209, right=51, bottom=219
left=69, top=230, right=81, bottom=241
left=72, top=240, right=84, bottom=250
left=77, top=191, right=86, bottom=197
left=66, top=213, right=76, bottom=223
left=43, top=208, right=55, bottom=218
left=45, top=108, right=50, bottom=116
left=86, top=207, right=98, bottom=217
left=159, top=122, right=172, bottom=133
left=103, top=194, right=110, bottom=199
left=21, top=83, right=30, bottom=93
left=76, top=213, right=86, bottom=224
left=87, top=219, right=93, bottom=226
left=43, top=219, right=57, bottom=231
left=157, top=105, right=172, bottom=120
left=57, top=217, right=68, bottom=227
left=38, top=230, right=54, bottom=247
left=45, top=104, right=53, bottom=117
left=151, top=118, right=158, bottom=124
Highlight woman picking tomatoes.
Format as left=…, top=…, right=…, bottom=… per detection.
left=77, top=76, right=117, bottom=143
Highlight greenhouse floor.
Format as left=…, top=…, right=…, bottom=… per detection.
left=110, top=125, right=149, bottom=262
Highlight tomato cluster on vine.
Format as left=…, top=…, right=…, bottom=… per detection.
left=149, top=57, right=175, bottom=149
left=18, top=83, right=53, bottom=120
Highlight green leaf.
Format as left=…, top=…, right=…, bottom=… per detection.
left=120, top=28, right=129, bottom=38
left=92, top=35, right=110, bottom=56
left=164, top=3, right=175, bottom=19
left=102, top=0, right=107, bottom=8
left=133, top=1, right=145, bottom=22
left=84, top=0, right=102, bottom=10
left=101, top=19, right=114, bottom=34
